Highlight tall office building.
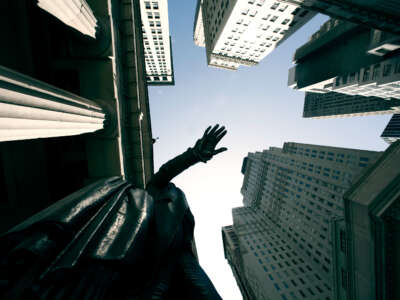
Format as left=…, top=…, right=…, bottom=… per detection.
left=222, top=142, right=381, bottom=299
left=279, top=0, right=400, bottom=35
left=193, top=0, right=316, bottom=70
left=288, top=19, right=400, bottom=100
left=332, top=140, right=400, bottom=300
left=139, top=0, right=174, bottom=85
left=303, top=92, right=400, bottom=118
left=381, top=114, right=400, bottom=144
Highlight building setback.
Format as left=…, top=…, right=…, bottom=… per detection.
left=222, top=142, right=381, bottom=299
left=303, top=92, right=400, bottom=119
left=139, top=0, right=174, bottom=85
left=194, top=0, right=316, bottom=70
left=289, top=18, right=400, bottom=99
left=279, top=0, right=400, bottom=35
left=381, top=114, right=400, bottom=144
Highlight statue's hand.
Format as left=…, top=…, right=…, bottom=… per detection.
left=193, top=124, right=227, bottom=162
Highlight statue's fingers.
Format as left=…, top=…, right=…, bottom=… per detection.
left=214, top=147, right=228, bottom=155
left=215, top=129, right=227, bottom=143
left=208, top=124, right=220, bottom=136
left=203, top=126, right=212, bottom=138
left=213, top=126, right=226, bottom=138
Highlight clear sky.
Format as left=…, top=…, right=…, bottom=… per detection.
left=148, top=1, right=391, bottom=299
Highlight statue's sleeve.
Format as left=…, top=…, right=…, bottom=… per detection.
left=146, top=148, right=200, bottom=190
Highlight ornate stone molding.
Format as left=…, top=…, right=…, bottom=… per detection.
left=0, top=65, right=105, bottom=142
left=37, top=0, right=98, bottom=38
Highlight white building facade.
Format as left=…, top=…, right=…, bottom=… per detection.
left=223, top=142, right=381, bottom=299
left=194, top=0, right=316, bottom=70
left=139, top=0, right=174, bottom=85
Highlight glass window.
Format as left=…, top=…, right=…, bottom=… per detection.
left=270, top=2, right=279, bottom=10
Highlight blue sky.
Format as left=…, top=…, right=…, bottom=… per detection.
left=148, top=1, right=391, bottom=299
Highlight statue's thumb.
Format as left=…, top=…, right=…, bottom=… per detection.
left=214, top=147, right=228, bottom=155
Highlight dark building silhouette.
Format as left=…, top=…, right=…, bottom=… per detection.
left=381, top=114, right=400, bottom=144
left=280, top=0, right=400, bottom=35
left=0, top=0, right=154, bottom=233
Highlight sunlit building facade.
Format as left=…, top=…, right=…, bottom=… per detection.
left=223, top=142, right=381, bottom=299
left=194, top=0, right=316, bottom=70
left=139, top=0, right=174, bottom=85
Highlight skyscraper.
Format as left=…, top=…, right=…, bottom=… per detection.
left=193, top=0, right=316, bottom=70
left=222, top=142, right=381, bottom=299
left=139, top=0, right=174, bottom=85
left=279, top=0, right=400, bottom=35
left=288, top=19, right=400, bottom=99
left=335, top=140, right=400, bottom=300
left=381, top=114, right=400, bottom=144
left=302, top=92, right=400, bottom=119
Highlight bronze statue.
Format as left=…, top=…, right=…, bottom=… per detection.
left=0, top=125, right=227, bottom=300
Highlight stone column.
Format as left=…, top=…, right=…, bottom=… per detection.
left=0, top=65, right=105, bottom=142
left=37, top=0, right=98, bottom=38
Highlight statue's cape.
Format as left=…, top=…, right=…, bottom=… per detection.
left=0, top=177, right=165, bottom=299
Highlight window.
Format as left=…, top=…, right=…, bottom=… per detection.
left=299, top=10, right=309, bottom=17
left=383, top=64, right=392, bottom=76
left=363, top=68, right=370, bottom=81
left=270, top=16, right=278, bottom=22
left=269, top=274, right=274, bottom=280
left=257, top=0, right=265, bottom=6
left=262, top=14, right=270, bottom=20
left=341, top=268, right=348, bottom=289
left=152, top=1, right=159, bottom=9
left=249, top=10, right=257, bottom=17
left=278, top=5, right=288, bottom=12
left=372, top=63, right=381, bottom=79
left=145, top=1, right=151, bottom=9
left=394, top=62, right=400, bottom=74
left=281, top=18, right=290, bottom=25
left=270, top=2, right=279, bottom=10
left=292, top=7, right=300, bottom=15
left=242, top=8, right=249, bottom=15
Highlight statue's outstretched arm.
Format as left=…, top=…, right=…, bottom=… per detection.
left=146, top=124, right=227, bottom=190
